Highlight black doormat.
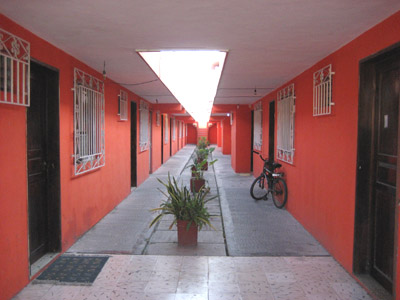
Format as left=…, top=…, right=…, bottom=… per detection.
left=35, top=255, right=109, bottom=285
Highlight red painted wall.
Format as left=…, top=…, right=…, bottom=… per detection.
left=187, top=124, right=197, bottom=144
left=151, top=110, right=162, bottom=173
left=162, top=114, right=171, bottom=162
left=252, top=11, right=400, bottom=296
left=208, top=124, right=218, bottom=144
left=231, top=106, right=252, bottom=173
left=0, top=14, right=152, bottom=299
left=222, top=117, right=231, bottom=154
left=217, top=122, right=222, bottom=147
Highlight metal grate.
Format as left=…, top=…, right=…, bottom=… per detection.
left=118, top=90, right=128, bottom=121
left=172, top=118, right=176, bottom=141
left=164, top=114, right=169, bottom=144
left=139, top=100, right=149, bottom=152
left=313, top=64, right=334, bottom=116
left=277, top=84, right=295, bottom=164
left=253, top=101, right=262, bottom=151
left=0, top=28, right=30, bottom=106
left=73, top=68, right=105, bottom=175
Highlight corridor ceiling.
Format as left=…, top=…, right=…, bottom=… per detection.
left=1, top=1, right=400, bottom=107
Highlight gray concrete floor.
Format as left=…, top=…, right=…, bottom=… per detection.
left=68, top=145, right=327, bottom=257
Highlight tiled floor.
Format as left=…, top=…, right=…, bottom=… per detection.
left=14, top=255, right=372, bottom=300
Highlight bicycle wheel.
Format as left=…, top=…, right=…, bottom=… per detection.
left=272, top=178, right=288, bottom=208
left=250, top=175, right=268, bottom=200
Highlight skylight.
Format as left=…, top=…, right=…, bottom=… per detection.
left=139, top=50, right=226, bottom=128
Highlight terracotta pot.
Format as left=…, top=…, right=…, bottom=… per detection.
left=190, top=178, right=205, bottom=193
left=177, top=220, right=198, bottom=246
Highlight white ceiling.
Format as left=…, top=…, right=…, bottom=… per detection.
left=1, top=0, right=399, bottom=105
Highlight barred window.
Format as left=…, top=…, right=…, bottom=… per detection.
left=0, top=28, right=30, bottom=106
left=253, top=102, right=262, bottom=151
left=139, top=100, right=149, bottom=151
left=164, top=114, right=169, bottom=144
left=73, top=68, right=105, bottom=175
left=118, top=90, right=128, bottom=121
left=156, top=111, right=160, bottom=126
left=313, top=64, right=334, bottom=116
left=277, top=84, right=295, bottom=164
left=172, top=118, right=176, bottom=141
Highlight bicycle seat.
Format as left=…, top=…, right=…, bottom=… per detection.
left=265, top=161, right=282, bottom=170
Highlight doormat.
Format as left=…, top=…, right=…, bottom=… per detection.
left=35, top=255, right=109, bottom=285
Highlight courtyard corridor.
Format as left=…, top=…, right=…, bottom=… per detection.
left=14, top=146, right=373, bottom=300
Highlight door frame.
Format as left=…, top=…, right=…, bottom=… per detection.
left=27, top=59, right=61, bottom=271
left=354, top=42, right=400, bottom=297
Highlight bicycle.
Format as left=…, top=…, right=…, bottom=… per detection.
left=250, top=151, right=288, bottom=209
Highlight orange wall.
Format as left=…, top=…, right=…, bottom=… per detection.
left=151, top=111, right=162, bottom=173
left=217, top=122, right=222, bottom=147
left=0, top=14, right=153, bottom=299
left=187, top=124, right=197, bottom=144
left=231, top=106, right=252, bottom=173
left=253, top=10, right=400, bottom=294
left=208, top=124, right=218, bottom=144
left=222, top=118, right=231, bottom=154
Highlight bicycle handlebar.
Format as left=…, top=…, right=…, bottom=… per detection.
left=252, top=150, right=267, bottom=162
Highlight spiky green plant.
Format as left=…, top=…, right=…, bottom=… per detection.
left=149, top=174, right=217, bottom=231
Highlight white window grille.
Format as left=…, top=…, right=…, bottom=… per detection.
left=118, top=90, right=128, bottom=121
left=73, top=68, right=105, bottom=175
left=179, top=121, right=182, bottom=138
left=0, top=28, right=30, bottom=106
left=313, top=64, right=335, bottom=116
left=277, top=83, right=295, bottom=164
left=172, top=118, right=176, bottom=141
left=139, top=100, right=149, bottom=151
left=253, top=101, right=262, bottom=151
left=156, top=111, right=160, bottom=126
left=164, top=114, right=169, bottom=143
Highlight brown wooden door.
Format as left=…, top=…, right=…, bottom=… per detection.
left=28, top=61, right=60, bottom=265
left=370, top=58, right=400, bottom=291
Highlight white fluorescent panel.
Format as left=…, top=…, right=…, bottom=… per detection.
left=139, top=50, right=226, bottom=128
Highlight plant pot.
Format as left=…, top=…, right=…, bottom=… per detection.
left=197, top=159, right=208, bottom=170
left=190, top=178, right=205, bottom=193
left=177, top=220, right=198, bottom=246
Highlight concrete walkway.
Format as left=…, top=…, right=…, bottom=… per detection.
left=13, top=145, right=382, bottom=300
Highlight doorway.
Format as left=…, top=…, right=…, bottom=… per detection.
left=131, top=102, right=137, bottom=187
left=269, top=101, right=275, bottom=161
left=27, top=61, right=61, bottom=266
left=354, top=44, right=400, bottom=295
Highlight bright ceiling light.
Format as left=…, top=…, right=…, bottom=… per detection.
left=139, top=50, right=226, bottom=127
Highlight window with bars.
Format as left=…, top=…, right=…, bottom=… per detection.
left=313, top=64, right=334, bottom=116
left=73, top=68, right=105, bottom=175
left=277, top=83, right=295, bottom=164
left=253, top=102, right=262, bottom=151
left=118, top=90, right=128, bottom=121
left=0, top=28, right=30, bottom=106
left=164, top=114, right=169, bottom=144
left=139, top=100, right=149, bottom=151
left=172, top=118, right=176, bottom=141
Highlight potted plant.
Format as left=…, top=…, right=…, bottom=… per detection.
left=195, top=147, right=215, bottom=170
left=186, top=157, right=217, bottom=192
left=149, top=174, right=216, bottom=246
left=197, top=136, right=209, bottom=149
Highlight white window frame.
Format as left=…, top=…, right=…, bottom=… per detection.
left=73, top=68, right=105, bottom=175
left=313, top=64, right=335, bottom=116
left=253, top=101, right=262, bottom=151
left=277, top=83, right=295, bottom=164
left=139, top=100, right=149, bottom=152
left=0, top=28, right=30, bottom=106
left=172, top=118, right=176, bottom=141
left=118, top=90, right=128, bottom=121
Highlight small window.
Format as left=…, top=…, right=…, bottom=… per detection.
left=139, top=100, right=149, bottom=151
left=253, top=102, right=262, bottom=151
left=156, top=111, right=160, bottom=126
left=118, top=90, right=128, bottom=121
left=172, top=118, right=176, bottom=141
left=164, top=114, right=169, bottom=144
left=313, top=64, right=334, bottom=116
left=0, top=28, right=30, bottom=106
left=73, top=68, right=105, bottom=175
left=277, top=84, right=295, bottom=164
